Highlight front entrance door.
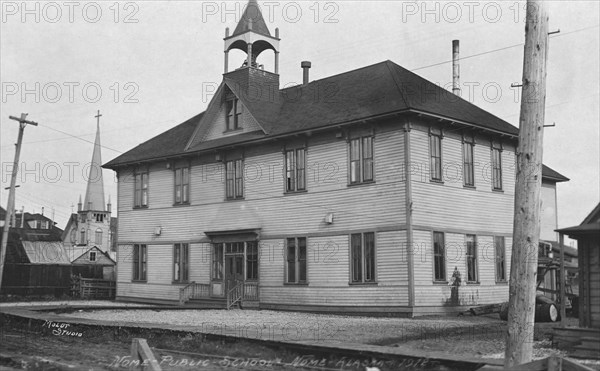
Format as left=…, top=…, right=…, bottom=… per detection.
left=225, top=254, right=244, bottom=292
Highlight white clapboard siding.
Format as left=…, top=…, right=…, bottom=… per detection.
left=259, top=233, right=409, bottom=306
left=411, top=229, right=511, bottom=307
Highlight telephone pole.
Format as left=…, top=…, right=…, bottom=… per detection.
left=505, top=0, right=550, bottom=367
left=0, top=114, right=38, bottom=291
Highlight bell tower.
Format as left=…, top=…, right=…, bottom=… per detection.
left=223, top=0, right=280, bottom=75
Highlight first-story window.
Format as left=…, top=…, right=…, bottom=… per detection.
left=173, top=243, right=189, bottom=283
left=95, top=228, right=103, bottom=245
left=134, top=169, right=149, bottom=207
left=495, top=236, right=506, bottom=282
left=246, top=242, right=258, bottom=280
left=225, top=159, right=244, bottom=199
left=349, top=136, right=374, bottom=184
left=212, top=243, right=223, bottom=280
left=350, top=232, right=376, bottom=283
left=286, top=237, right=307, bottom=284
left=465, top=234, right=478, bottom=282
left=433, top=232, right=446, bottom=281
left=285, top=148, right=306, bottom=192
left=133, top=244, right=147, bottom=281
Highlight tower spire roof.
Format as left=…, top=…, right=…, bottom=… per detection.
left=231, top=0, right=271, bottom=38
left=83, top=110, right=106, bottom=211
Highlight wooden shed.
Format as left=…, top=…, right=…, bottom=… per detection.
left=554, top=203, right=600, bottom=358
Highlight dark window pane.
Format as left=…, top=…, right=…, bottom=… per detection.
left=351, top=234, right=362, bottom=282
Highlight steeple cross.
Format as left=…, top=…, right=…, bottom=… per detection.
left=95, top=110, right=102, bottom=127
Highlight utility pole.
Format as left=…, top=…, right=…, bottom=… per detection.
left=0, top=114, right=38, bottom=291
left=505, top=0, right=549, bottom=367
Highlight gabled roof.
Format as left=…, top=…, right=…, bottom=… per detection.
left=72, top=246, right=116, bottom=265
left=542, top=165, right=569, bottom=183
left=556, top=202, right=600, bottom=237
left=104, top=59, right=562, bottom=185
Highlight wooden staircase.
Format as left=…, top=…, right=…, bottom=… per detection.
left=553, top=327, right=600, bottom=360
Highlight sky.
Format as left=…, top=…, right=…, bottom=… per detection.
left=1, top=0, right=599, bottom=242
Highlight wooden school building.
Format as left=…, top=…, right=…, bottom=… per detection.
left=103, top=0, right=568, bottom=316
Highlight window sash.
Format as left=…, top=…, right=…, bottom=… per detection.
left=134, top=171, right=149, bottom=207
left=350, top=137, right=373, bottom=184
left=174, top=167, right=190, bottom=204
left=433, top=232, right=446, bottom=281
left=463, top=141, right=474, bottom=186
left=466, top=235, right=478, bottom=282
left=350, top=232, right=376, bottom=283
left=285, top=149, right=306, bottom=192
left=225, top=160, right=243, bottom=199
left=285, top=150, right=296, bottom=192
left=495, top=236, right=506, bottom=281
left=246, top=242, right=258, bottom=280
left=133, top=244, right=147, bottom=281
left=362, top=137, right=373, bottom=182
left=173, top=243, right=189, bottom=282
left=492, top=148, right=503, bottom=190
left=235, top=160, right=243, bottom=198
left=212, top=243, right=224, bottom=280
left=430, top=135, right=442, bottom=181
left=286, top=237, right=307, bottom=283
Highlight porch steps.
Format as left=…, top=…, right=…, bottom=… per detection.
left=571, top=337, right=600, bottom=359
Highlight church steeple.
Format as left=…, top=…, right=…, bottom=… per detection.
left=223, top=0, right=280, bottom=74
left=83, top=110, right=106, bottom=212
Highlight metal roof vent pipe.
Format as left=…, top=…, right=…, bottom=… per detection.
left=301, top=61, right=311, bottom=86
left=452, top=40, right=460, bottom=96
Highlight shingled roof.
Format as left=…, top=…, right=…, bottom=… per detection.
left=103, top=59, right=565, bottom=185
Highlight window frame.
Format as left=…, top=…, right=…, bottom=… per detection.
left=134, top=168, right=149, bottom=208
left=429, top=131, right=443, bottom=182
left=246, top=241, right=259, bottom=281
left=462, top=135, right=475, bottom=187
left=349, top=232, right=377, bottom=284
left=173, top=243, right=189, bottom=283
left=349, top=136, right=374, bottom=185
left=495, top=236, right=507, bottom=282
left=132, top=244, right=147, bottom=282
left=225, top=159, right=244, bottom=200
left=465, top=234, right=479, bottom=283
left=89, top=251, right=97, bottom=262
left=212, top=243, right=224, bottom=281
left=173, top=165, right=190, bottom=205
left=95, top=228, right=103, bottom=245
left=491, top=142, right=503, bottom=191
left=285, top=147, right=307, bottom=193
left=225, top=97, right=242, bottom=131
left=433, top=231, right=447, bottom=282
left=80, top=228, right=86, bottom=245
left=285, top=237, right=308, bottom=284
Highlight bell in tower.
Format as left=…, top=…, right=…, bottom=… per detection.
left=223, top=0, right=280, bottom=74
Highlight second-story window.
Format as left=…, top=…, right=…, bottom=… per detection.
left=285, top=148, right=306, bottom=192
left=225, top=159, right=244, bottom=199
left=430, top=132, right=443, bottom=181
left=226, top=98, right=242, bottom=131
left=491, top=142, right=503, bottom=190
left=349, top=136, right=374, bottom=184
left=463, top=136, right=475, bottom=187
left=174, top=166, right=190, bottom=205
left=134, top=168, right=149, bottom=208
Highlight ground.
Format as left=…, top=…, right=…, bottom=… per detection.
left=1, top=300, right=598, bottom=370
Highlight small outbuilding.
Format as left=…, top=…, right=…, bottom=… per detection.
left=554, top=203, right=600, bottom=359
